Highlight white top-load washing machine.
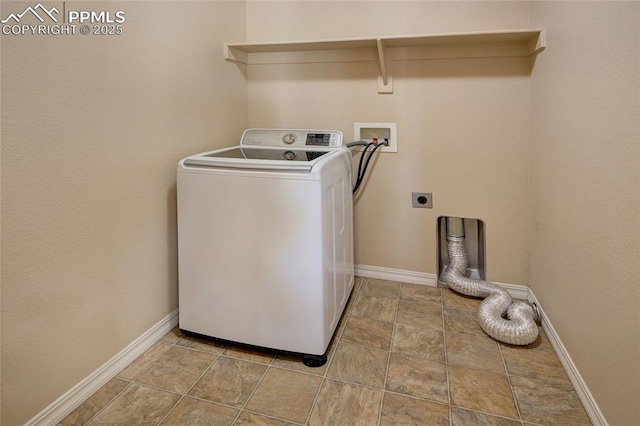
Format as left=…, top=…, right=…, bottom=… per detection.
left=177, top=129, right=354, bottom=366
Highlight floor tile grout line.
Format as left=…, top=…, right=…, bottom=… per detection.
left=68, top=278, right=584, bottom=425
left=505, top=372, right=583, bottom=388
left=154, top=339, right=209, bottom=426
left=174, top=340, right=228, bottom=356
left=177, top=390, right=266, bottom=422
left=449, top=403, right=524, bottom=424
left=398, top=297, right=444, bottom=309
left=86, top=340, right=179, bottom=424
left=155, top=394, right=186, bottom=426
left=382, top=388, right=451, bottom=408
left=80, top=378, right=134, bottom=426
left=320, top=281, right=449, bottom=403
left=376, top=281, right=402, bottom=426
left=237, top=408, right=306, bottom=425
left=303, top=375, right=326, bottom=425
left=302, top=299, right=356, bottom=426
left=439, top=287, right=454, bottom=426
left=444, top=345, right=575, bottom=388
left=154, top=352, right=223, bottom=425
left=500, top=342, right=526, bottom=423
left=235, top=355, right=272, bottom=411
left=264, top=362, right=326, bottom=378
left=306, top=279, right=369, bottom=425
left=230, top=405, right=244, bottom=425
left=179, top=393, right=244, bottom=410
left=126, top=343, right=176, bottom=383
left=124, top=372, right=216, bottom=400
left=434, top=286, right=450, bottom=425
left=225, top=363, right=272, bottom=425
left=134, top=347, right=519, bottom=426
left=316, top=373, right=395, bottom=393
left=117, top=341, right=174, bottom=382
left=440, top=289, right=529, bottom=424
left=221, top=352, right=275, bottom=366
left=84, top=381, right=186, bottom=425
left=445, top=357, right=517, bottom=377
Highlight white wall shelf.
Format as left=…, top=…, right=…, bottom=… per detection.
left=224, top=29, right=546, bottom=94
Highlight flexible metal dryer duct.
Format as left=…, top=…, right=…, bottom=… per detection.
left=443, top=218, right=540, bottom=345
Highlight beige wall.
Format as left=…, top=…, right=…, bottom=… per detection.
left=2, top=1, right=638, bottom=424
left=245, top=1, right=530, bottom=41
left=246, top=1, right=533, bottom=284
left=247, top=2, right=640, bottom=422
left=529, top=2, right=640, bottom=424
left=0, top=2, right=247, bottom=423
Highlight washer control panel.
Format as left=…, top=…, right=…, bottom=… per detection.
left=241, top=129, right=343, bottom=149
left=282, top=133, right=297, bottom=144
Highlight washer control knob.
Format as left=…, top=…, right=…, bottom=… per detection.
left=282, top=133, right=297, bottom=144
left=283, top=151, right=297, bottom=161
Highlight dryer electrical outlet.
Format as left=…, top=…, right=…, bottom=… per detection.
left=354, top=123, right=397, bottom=153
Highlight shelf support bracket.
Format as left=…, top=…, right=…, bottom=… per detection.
left=224, top=45, right=249, bottom=64
left=376, top=39, right=393, bottom=94
left=528, top=30, right=547, bottom=55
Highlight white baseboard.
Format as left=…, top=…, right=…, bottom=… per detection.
left=527, top=290, right=608, bottom=426
left=356, top=264, right=606, bottom=426
left=355, top=264, right=530, bottom=300
left=493, top=280, right=530, bottom=301
left=26, top=309, right=179, bottom=426
left=27, top=265, right=607, bottom=426
left=355, top=264, right=437, bottom=286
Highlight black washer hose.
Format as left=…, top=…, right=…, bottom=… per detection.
left=356, top=143, right=375, bottom=187
left=353, top=142, right=386, bottom=194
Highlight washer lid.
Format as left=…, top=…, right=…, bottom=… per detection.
left=182, top=146, right=336, bottom=172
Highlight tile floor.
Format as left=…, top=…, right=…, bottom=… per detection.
left=60, top=278, right=592, bottom=425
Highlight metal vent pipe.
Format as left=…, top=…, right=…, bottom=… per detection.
left=443, top=217, right=539, bottom=345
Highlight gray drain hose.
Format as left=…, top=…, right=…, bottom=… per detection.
left=443, top=221, right=539, bottom=345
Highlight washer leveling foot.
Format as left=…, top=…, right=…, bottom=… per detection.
left=301, top=353, right=327, bottom=367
